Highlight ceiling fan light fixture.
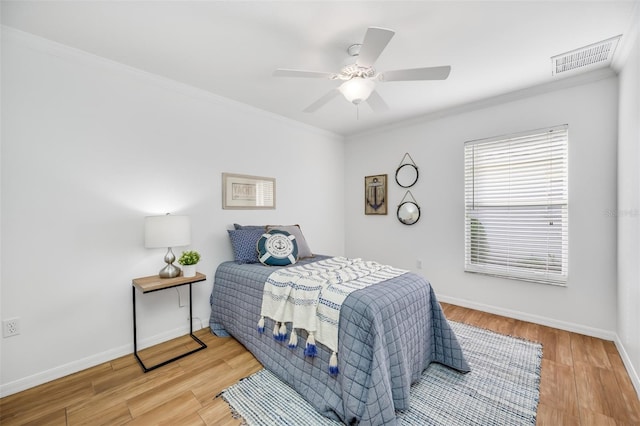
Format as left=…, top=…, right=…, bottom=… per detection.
left=339, top=77, right=375, bottom=104
left=274, top=27, right=451, bottom=114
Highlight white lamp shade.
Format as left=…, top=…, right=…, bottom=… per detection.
left=339, top=77, right=375, bottom=104
left=144, top=215, right=191, bottom=248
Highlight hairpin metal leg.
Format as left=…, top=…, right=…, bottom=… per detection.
left=132, top=282, right=207, bottom=373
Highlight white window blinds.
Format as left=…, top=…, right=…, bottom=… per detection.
left=464, top=125, right=568, bottom=285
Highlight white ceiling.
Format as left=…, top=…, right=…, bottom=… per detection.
left=2, top=1, right=638, bottom=136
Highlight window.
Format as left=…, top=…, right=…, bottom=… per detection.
left=464, top=125, right=568, bottom=285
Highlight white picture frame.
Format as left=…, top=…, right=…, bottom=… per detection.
left=222, top=173, right=276, bottom=210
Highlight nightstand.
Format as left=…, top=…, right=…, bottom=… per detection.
left=132, top=272, right=207, bottom=372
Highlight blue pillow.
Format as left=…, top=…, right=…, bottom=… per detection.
left=257, top=230, right=298, bottom=266
left=227, top=228, right=264, bottom=264
left=233, top=223, right=266, bottom=231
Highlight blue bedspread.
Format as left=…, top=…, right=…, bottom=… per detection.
left=209, top=257, right=470, bottom=425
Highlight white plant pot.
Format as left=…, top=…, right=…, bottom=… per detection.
left=182, top=264, right=197, bottom=278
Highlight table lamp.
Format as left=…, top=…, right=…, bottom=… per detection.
left=145, top=214, right=191, bottom=278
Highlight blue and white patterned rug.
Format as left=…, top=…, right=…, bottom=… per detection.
left=220, top=321, right=542, bottom=425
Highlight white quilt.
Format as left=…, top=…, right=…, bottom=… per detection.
left=259, top=257, right=407, bottom=355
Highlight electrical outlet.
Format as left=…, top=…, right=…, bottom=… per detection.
left=3, top=318, right=20, bottom=338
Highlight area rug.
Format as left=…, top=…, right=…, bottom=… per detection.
left=219, top=321, right=542, bottom=425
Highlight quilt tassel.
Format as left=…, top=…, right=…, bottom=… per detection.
left=288, top=329, right=298, bottom=349
left=278, top=322, right=288, bottom=341
left=273, top=322, right=280, bottom=340
left=304, top=333, right=318, bottom=357
left=329, top=351, right=339, bottom=375
left=257, top=317, right=265, bottom=334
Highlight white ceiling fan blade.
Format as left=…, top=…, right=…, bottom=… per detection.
left=381, top=66, right=451, bottom=82
left=273, top=69, right=336, bottom=79
left=303, top=89, right=340, bottom=113
left=356, top=27, right=395, bottom=68
left=366, top=90, right=389, bottom=113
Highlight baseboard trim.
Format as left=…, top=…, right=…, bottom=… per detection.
left=5, top=299, right=638, bottom=400
left=0, top=325, right=204, bottom=398
left=614, top=335, right=640, bottom=399
left=438, top=295, right=640, bottom=398
left=438, top=294, right=617, bottom=340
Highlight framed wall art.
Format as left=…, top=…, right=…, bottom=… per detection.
left=222, top=173, right=276, bottom=209
left=364, top=174, right=387, bottom=215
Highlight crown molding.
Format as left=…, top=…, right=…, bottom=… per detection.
left=611, top=1, right=640, bottom=72
left=347, top=66, right=617, bottom=141
left=1, top=25, right=343, bottom=142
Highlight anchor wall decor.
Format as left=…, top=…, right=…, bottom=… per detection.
left=364, top=174, right=388, bottom=215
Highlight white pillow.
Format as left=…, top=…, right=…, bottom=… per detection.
left=257, top=229, right=298, bottom=266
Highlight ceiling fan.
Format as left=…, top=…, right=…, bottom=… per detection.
left=273, top=27, right=451, bottom=113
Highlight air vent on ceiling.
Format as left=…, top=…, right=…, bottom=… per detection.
left=551, top=35, right=621, bottom=76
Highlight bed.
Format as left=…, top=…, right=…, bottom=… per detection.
left=209, top=253, right=470, bottom=425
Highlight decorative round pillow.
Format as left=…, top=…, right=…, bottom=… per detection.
left=257, top=229, right=298, bottom=266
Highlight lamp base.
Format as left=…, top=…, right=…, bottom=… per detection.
left=159, top=263, right=181, bottom=278
left=159, top=247, right=181, bottom=278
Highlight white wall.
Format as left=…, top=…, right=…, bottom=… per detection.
left=345, top=74, right=619, bottom=337
left=0, top=28, right=345, bottom=395
left=2, top=20, right=636, bottom=399
left=617, top=12, right=640, bottom=394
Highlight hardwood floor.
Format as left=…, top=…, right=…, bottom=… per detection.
left=1, top=303, right=639, bottom=425
left=443, top=304, right=640, bottom=425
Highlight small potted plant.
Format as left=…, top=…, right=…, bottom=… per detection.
left=178, top=250, right=201, bottom=277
